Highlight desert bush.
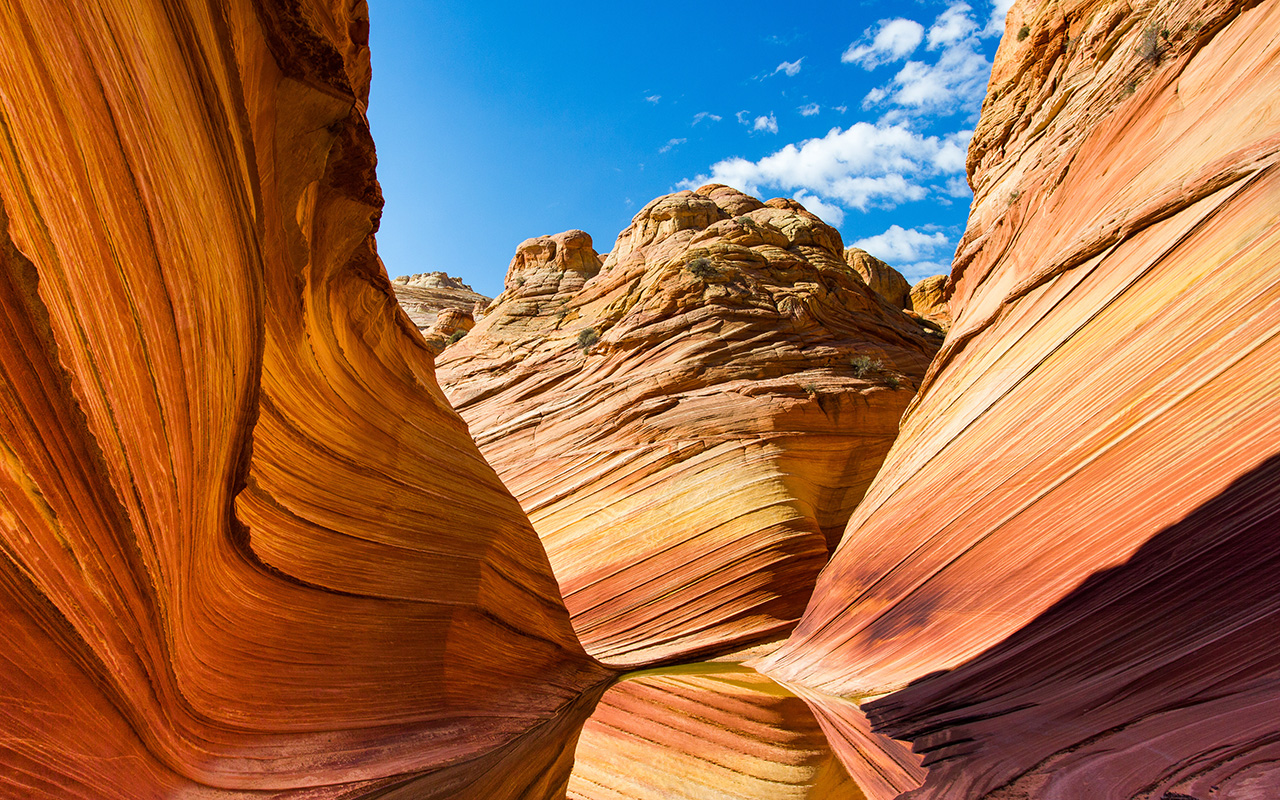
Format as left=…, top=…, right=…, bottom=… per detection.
left=1017, top=25, right=1030, bottom=41
left=1139, top=23, right=1161, bottom=65
left=577, top=327, right=599, bottom=352
left=686, top=257, right=718, bottom=279
left=448, top=330, right=467, bottom=344
left=850, top=355, right=883, bottom=377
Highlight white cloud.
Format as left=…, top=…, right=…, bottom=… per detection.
left=899, top=260, right=952, bottom=282
left=927, top=3, right=979, bottom=49
left=774, top=58, right=804, bottom=76
left=842, top=18, right=925, bottom=68
left=793, top=190, right=845, bottom=226
left=985, top=0, right=1016, bottom=36
left=860, top=3, right=993, bottom=118
left=799, top=102, right=821, bottom=116
left=852, top=224, right=951, bottom=264
left=645, top=94, right=662, bottom=104
left=944, top=175, right=971, bottom=197
left=833, top=104, right=848, bottom=114
left=753, top=113, right=779, bottom=134
left=736, top=110, right=751, bottom=125
left=679, top=122, right=969, bottom=211
left=659, top=138, right=687, bottom=154
left=693, top=112, right=722, bottom=125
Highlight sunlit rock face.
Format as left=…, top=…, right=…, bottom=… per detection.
left=566, top=666, right=920, bottom=800
left=438, top=185, right=941, bottom=668
left=389, top=271, right=488, bottom=332
left=762, top=0, right=1280, bottom=796
left=907, top=275, right=949, bottom=330
left=844, top=247, right=911, bottom=310
left=0, top=1, right=606, bottom=796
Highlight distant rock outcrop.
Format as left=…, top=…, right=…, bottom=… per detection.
left=438, top=185, right=941, bottom=668
left=908, top=274, right=950, bottom=330
left=844, top=247, right=911, bottom=309
left=391, top=269, right=491, bottom=344
left=761, top=0, right=1280, bottom=796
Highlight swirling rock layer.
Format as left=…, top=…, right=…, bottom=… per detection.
left=0, top=1, right=603, bottom=796
left=439, top=186, right=941, bottom=669
left=763, top=0, right=1280, bottom=796
left=566, top=667, right=873, bottom=800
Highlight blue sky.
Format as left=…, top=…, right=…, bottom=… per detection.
left=368, top=1, right=1014, bottom=297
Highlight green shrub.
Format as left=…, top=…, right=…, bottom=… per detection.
left=850, top=355, right=883, bottom=377
left=1017, top=25, right=1030, bottom=41
left=886, top=374, right=902, bottom=390
left=447, top=330, right=467, bottom=344
left=577, top=327, right=599, bottom=352
left=687, top=257, right=718, bottom=279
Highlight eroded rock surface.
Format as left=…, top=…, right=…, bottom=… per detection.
left=566, top=668, right=880, bottom=800
left=907, top=275, right=950, bottom=330
left=844, top=247, right=912, bottom=309
left=438, top=185, right=940, bottom=668
left=762, top=0, right=1280, bottom=796
left=391, top=270, right=491, bottom=342
left=0, top=1, right=605, bottom=797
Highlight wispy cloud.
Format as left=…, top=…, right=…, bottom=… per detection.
left=798, top=102, right=821, bottom=116
left=680, top=122, right=968, bottom=211
left=645, top=94, right=662, bottom=104
left=854, top=2, right=1000, bottom=120
left=773, top=58, right=804, bottom=77
left=659, top=138, right=687, bottom=154
left=693, top=111, right=722, bottom=126
left=792, top=190, right=845, bottom=226
left=985, top=0, right=1016, bottom=35
left=753, top=114, right=779, bottom=134
left=736, top=110, right=751, bottom=125
left=842, top=18, right=924, bottom=67
left=851, top=224, right=951, bottom=264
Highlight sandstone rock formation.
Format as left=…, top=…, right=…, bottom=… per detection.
left=565, top=667, right=892, bottom=799
left=761, top=0, right=1280, bottom=796
left=907, top=275, right=950, bottom=330
left=844, top=247, right=912, bottom=309
left=438, top=186, right=941, bottom=668
left=0, top=1, right=606, bottom=797
left=391, top=270, right=491, bottom=337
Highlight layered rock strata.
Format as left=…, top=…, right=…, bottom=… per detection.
left=439, top=186, right=941, bottom=668
left=844, top=247, right=912, bottom=309
left=565, top=667, right=881, bottom=800
left=907, top=275, right=950, bottom=330
left=391, top=270, right=490, bottom=341
left=762, top=0, right=1280, bottom=796
left=0, top=1, right=604, bottom=797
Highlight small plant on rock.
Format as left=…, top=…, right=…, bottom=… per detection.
left=1017, top=25, right=1031, bottom=41
left=1139, top=23, right=1162, bottom=65
left=577, top=326, right=599, bottom=353
left=686, top=257, right=718, bottom=279
left=448, top=330, right=467, bottom=345
left=850, top=355, right=884, bottom=377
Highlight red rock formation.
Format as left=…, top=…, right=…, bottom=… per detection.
left=438, top=186, right=941, bottom=668
left=566, top=667, right=872, bottom=799
left=907, top=275, right=950, bottom=330
left=391, top=270, right=491, bottom=336
left=0, top=1, right=605, bottom=796
left=762, top=0, right=1280, bottom=795
left=844, top=247, right=912, bottom=309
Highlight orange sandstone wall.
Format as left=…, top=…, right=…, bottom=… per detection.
left=762, top=0, right=1280, bottom=796
left=439, top=186, right=941, bottom=668
left=0, top=1, right=605, bottom=796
